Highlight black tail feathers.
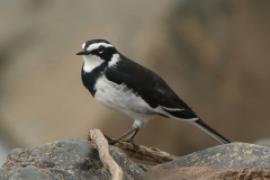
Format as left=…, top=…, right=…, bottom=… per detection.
left=194, top=119, right=230, bottom=144
left=162, top=106, right=230, bottom=144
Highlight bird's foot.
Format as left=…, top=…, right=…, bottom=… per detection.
left=104, top=128, right=139, bottom=145
left=104, top=134, right=135, bottom=145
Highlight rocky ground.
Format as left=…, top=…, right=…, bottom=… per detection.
left=1, top=139, right=270, bottom=180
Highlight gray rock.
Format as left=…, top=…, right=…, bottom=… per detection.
left=9, top=166, right=57, bottom=180
left=2, top=141, right=270, bottom=180
left=162, top=143, right=270, bottom=168
left=0, top=168, right=7, bottom=180
left=145, top=166, right=270, bottom=180
left=254, top=138, right=270, bottom=148
left=144, top=143, right=270, bottom=179
left=0, top=139, right=148, bottom=180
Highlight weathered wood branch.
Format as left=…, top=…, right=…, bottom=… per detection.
left=89, top=129, right=123, bottom=180
left=89, top=129, right=176, bottom=165
left=113, top=141, right=176, bottom=164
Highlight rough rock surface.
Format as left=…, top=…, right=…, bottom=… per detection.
left=157, top=142, right=270, bottom=168
left=145, top=166, right=270, bottom=180
left=144, top=143, right=270, bottom=179
left=1, top=141, right=270, bottom=179
left=0, top=139, right=148, bottom=180
left=255, top=139, right=270, bottom=148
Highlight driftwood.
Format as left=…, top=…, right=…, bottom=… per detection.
left=88, top=129, right=176, bottom=166
left=89, top=129, right=123, bottom=180
left=111, top=140, right=176, bottom=164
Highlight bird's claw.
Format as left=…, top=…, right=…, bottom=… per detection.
left=104, top=134, right=135, bottom=145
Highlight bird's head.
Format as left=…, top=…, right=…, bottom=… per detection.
left=76, top=39, right=119, bottom=72
left=76, top=39, right=118, bottom=61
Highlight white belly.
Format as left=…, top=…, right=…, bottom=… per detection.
left=94, top=75, right=155, bottom=121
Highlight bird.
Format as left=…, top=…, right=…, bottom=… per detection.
left=76, top=39, right=230, bottom=144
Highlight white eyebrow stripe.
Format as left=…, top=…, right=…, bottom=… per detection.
left=86, top=42, right=112, bottom=52
left=82, top=42, right=86, bottom=49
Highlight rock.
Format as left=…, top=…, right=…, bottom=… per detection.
left=2, top=141, right=270, bottom=179
left=0, top=139, right=148, bottom=180
left=144, top=143, right=270, bottom=179
left=145, top=166, right=270, bottom=180
left=157, top=142, right=270, bottom=168
left=0, top=168, right=7, bottom=180
left=254, top=138, right=270, bottom=148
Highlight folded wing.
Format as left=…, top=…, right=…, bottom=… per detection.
left=105, top=56, right=198, bottom=120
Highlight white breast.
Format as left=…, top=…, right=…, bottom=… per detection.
left=94, top=75, right=155, bottom=121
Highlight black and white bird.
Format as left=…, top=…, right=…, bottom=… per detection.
left=76, top=39, right=230, bottom=144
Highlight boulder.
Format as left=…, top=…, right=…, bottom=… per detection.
left=144, top=143, right=270, bottom=179
left=145, top=166, right=270, bottom=180
left=1, top=141, right=270, bottom=179
left=0, top=139, right=148, bottom=180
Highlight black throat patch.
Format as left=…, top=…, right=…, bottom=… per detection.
left=81, top=62, right=107, bottom=96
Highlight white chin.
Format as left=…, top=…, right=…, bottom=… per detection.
left=82, top=55, right=103, bottom=73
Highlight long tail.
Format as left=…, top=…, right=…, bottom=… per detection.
left=193, top=118, right=230, bottom=144
left=161, top=106, right=230, bottom=143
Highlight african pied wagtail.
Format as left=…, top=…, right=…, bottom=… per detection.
left=76, top=39, right=230, bottom=144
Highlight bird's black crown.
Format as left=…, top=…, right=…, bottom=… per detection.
left=83, top=39, right=111, bottom=49
left=77, top=39, right=117, bottom=61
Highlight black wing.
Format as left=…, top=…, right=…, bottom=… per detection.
left=105, top=55, right=197, bottom=119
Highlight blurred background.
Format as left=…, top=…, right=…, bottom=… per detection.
left=1, top=0, right=270, bottom=166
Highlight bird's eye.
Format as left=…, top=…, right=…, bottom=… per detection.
left=98, top=50, right=104, bottom=54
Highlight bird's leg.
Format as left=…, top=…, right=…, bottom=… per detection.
left=125, top=127, right=140, bottom=143
left=108, top=128, right=138, bottom=145
left=123, top=119, right=143, bottom=142
left=107, top=120, right=143, bottom=145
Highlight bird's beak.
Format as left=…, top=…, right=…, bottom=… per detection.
left=76, top=50, right=87, bottom=55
